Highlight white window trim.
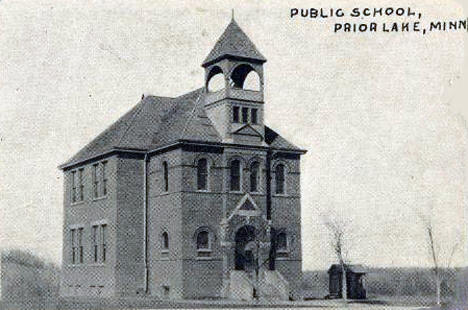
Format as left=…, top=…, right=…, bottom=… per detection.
left=88, top=220, right=108, bottom=265
left=69, top=225, right=85, bottom=266
left=92, top=161, right=108, bottom=200
left=70, top=170, right=81, bottom=205
left=70, top=167, right=85, bottom=205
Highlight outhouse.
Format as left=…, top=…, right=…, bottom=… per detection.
left=328, top=264, right=366, bottom=299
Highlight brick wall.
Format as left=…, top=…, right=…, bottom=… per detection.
left=60, top=155, right=118, bottom=297
left=147, top=149, right=184, bottom=299
left=115, top=153, right=145, bottom=296
left=60, top=146, right=303, bottom=300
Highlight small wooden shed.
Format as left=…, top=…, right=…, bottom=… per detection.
left=328, top=264, right=367, bottom=299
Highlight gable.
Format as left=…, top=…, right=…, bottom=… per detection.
left=239, top=199, right=256, bottom=211
left=232, top=124, right=262, bottom=138
left=227, top=194, right=264, bottom=222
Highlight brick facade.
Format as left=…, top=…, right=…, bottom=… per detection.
left=60, top=18, right=306, bottom=300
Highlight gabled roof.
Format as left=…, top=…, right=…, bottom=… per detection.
left=202, top=19, right=266, bottom=67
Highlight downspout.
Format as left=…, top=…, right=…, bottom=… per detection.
left=266, top=149, right=272, bottom=220
left=267, top=149, right=276, bottom=271
left=143, top=153, right=149, bottom=294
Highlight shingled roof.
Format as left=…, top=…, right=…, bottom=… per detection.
left=61, top=87, right=303, bottom=169
left=202, top=19, right=266, bottom=67
left=62, top=89, right=220, bottom=168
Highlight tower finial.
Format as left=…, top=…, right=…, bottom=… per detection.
left=231, top=9, right=235, bottom=21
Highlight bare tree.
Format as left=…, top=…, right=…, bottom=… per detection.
left=418, top=209, right=461, bottom=306
left=324, top=217, right=350, bottom=302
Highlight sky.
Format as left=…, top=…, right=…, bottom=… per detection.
left=0, top=0, right=467, bottom=270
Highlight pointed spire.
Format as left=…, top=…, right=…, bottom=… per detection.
left=202, top=17, right=266, bottom=67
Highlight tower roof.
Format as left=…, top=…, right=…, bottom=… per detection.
left=202, top=19, right=266, bottom=67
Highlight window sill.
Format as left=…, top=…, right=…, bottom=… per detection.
left=70, top=201, right=85, bottom=206
left=92, top=196, right=107, bottom=202
left=196, top=256, right=215, bottom=260
left=197, top=249, right=212, bottom=253
left=229, top=190, right=243, bottom=194
left=161, top=250, right=169, bottom=254
left=89, top=263, right=106, bottom=267
left=67, top=264, right=85, bottom=267
left=196, top=189, right=210, bottom=193
left=276, top=250, right=290, bottom=260
left=273, top=193, right=288, bottom=197
left=249, top=191, right=263, bottom=195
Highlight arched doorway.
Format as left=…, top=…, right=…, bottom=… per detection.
left=234, top=225, right=256, bottom=271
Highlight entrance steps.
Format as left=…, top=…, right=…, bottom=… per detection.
left=229, top=270, right=290, bottom=301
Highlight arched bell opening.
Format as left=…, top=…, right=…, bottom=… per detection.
left=229, top=64, right=261, bottom=91
left=206, top=66, right=226, bottom=92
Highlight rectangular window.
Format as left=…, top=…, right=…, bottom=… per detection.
left=241, top=107, right=249, bottom=123
left=93, top=164, right=99, bottom=198
left=78, top=227, right=83, bottom=264
left=230, top=160, right=241, bottom=191
left=232, top=106, right=240, bottom=123
left=163, top=162, right=169, bottom=192
left=71, top=171, right=77, bottom=203
left=197, top=159, right=208, bottom=191
left=101, top=224, right=107, bottom=263
left=71, top=229, right=76, bottom=264
left=102, top=161, right=108, bottom=196
left=251, top=109, right=258, bottom=124
left=78, top=168, right=84, bottom=201
left=92, top=225, right=98, bottom=263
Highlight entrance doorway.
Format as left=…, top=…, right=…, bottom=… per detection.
left=234, top=225, right=256, bottom=271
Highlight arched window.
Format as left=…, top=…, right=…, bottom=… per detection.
left=230, top=64, right=261, bottom=91
left=162, top=162, right=169, bottom=192
left=277, top=232, right=288, bottom=252
left=161, top=232, right=169, bottom=251
left=207, top=66, right=225, bottom=92
left=197, top=158, right=208, bottom=190
left=230, top=160, right=241, bottom=191
left=275, top=164, right=285, bottom=194
left=250, top=161, right=260, bottom=192
left=196, top=231, right=210, bottom=250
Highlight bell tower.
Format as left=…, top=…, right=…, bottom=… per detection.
left=202, top=17, right=267, bottom=145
